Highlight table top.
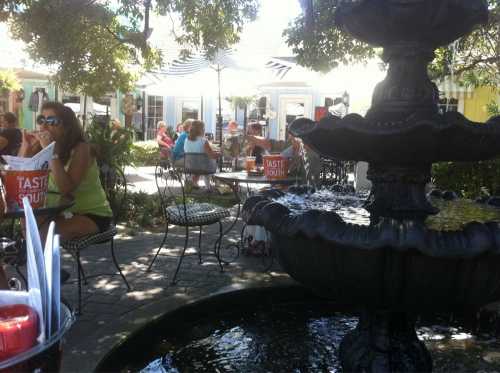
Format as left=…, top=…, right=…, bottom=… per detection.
left=213, top=171, right=298, bottom=185
left=4, top=192, right=75, bottom=219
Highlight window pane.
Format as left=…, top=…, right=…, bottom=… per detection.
left=146, top=95, right=164, bottom=140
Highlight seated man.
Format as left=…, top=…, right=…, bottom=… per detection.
left=245, top=121, right=265, bottom=165
left=0, top=112, right=22, bottom=157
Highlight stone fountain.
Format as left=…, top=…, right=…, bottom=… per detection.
left=243, top=1, right=500, bottom=372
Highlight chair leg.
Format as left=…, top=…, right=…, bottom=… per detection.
left=146, top=225, right=169, bottom=272
left=171, top=225, right=189, bottom=285
left=14, top=265, right=27, bottom=289
left=76, top=249, right=82, bottom=315
left=216, top=221, right=224, bottom=272
left=197, top=226, right=203, bottom=264
left=78, top=258, right=88, bottom=285
left=110, top=238, right=131, bottom=291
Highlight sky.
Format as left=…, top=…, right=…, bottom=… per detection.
left=0, top=0, right=386, bottom=112
left=148, top=0, right=302, bottom=62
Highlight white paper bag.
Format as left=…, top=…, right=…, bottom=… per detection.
left=23, top=197, right=47, bottom=343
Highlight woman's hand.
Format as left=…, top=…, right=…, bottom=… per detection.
left=18, top=130, right=42, bottom=157
left=35, top=130, right=54, bottom=148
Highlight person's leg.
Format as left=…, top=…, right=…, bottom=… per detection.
left=54, top=215, right=99, bottom=242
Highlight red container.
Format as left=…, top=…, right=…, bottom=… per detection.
left=0, top=304, right=72, bottom=373
left=0, top=304, right=39, bottom=362
left=263, top=154, right=288, bottom=180
left=1, top=170, right=50, bottom=209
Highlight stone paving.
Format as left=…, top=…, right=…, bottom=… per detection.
left=58, top=184, right=290, bottom=372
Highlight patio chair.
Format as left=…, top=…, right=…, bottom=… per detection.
left=62, top=164, right=131, bottom=315
left=146, top=157, right=230, bottom=285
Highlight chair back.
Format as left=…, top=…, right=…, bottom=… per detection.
left=155, top=162, right=189, bottom=223
left=99, top=163, right=127, bottom=222
left=183, top=153, right=217, bottom=175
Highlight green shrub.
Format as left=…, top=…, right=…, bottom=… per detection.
left=130, top=141, right=161, bottom=166
left=121, top=191, right=163, bottom=228
left=432, top=159, right=500, bottom=198
left=86, top=116, right=134, bottom=169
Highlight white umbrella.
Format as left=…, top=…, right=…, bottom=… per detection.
left=159, top=49, right=262, bottom=169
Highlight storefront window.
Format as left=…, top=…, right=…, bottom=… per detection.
left=147, top=95, right=163, bottom=140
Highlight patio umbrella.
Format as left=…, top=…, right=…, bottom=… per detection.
left=163, top=49, right=257, bottom=169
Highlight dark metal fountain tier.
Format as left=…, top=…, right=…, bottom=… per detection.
left=289, top=0, right=500, bottom=221
left=243, top=1, right=500, bottom=372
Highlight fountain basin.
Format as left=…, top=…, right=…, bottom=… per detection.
left=290, top=113, right=500, bottom=163
left=95, top=284, right=500, bottom=372
left=243, top=189, right=500, bottom=311
left=335, top=0, right=488, bottom=48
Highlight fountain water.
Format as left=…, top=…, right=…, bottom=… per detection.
left=243, top=1, right=500, bottom=371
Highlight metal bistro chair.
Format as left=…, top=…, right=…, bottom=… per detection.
left=62, top=164, right=131, bottom=315
left=146, top=153, right=231, bottom=284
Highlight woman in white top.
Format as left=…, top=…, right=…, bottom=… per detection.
left=184, top=120, right=219, bottom=188
left=184, top=120, right=217, bottom=155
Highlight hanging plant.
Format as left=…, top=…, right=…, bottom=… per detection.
left=228, top=96, right=255, bottom=110
left=0, top=70, right=21, bottom=95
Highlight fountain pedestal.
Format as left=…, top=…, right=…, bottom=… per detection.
left=340, top=311, right=432, bottom=372
left=365, top=163, right=437, bottom=220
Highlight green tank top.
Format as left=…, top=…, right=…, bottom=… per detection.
left=49, top=157, right=112, bottom=217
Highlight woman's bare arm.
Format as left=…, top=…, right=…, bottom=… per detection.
left=50, top=142, right=92, bottom=195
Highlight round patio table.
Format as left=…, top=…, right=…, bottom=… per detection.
left=1, top=192, right=75, bottom=286
left=213, top=171, right=298, bottom=270
left=213, top=171, right=298, bottom=186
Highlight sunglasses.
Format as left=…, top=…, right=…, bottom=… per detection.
left=36, top=115, right=61, bottom=126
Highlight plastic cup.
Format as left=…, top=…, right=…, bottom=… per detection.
left=245, top=157, right=256, bottom=173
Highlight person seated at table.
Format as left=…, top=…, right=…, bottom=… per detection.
left=171, top=119, right=192, bottom=167
left=173, top=122, right=183, bottom=141
left=156, top=121, right=174, bottom=159
left=245, top=121, right=265, bottom=166
left=0, top=112, right=22, bottom=157
left=227, top=120, right=239, bottom=135
left=18, top=102, right=113, bottom=242
left=184, top=120, right=220, bottom=189
left=223, top=130, right=241, bottom=170
left=246, top=125, right=321, bottom=186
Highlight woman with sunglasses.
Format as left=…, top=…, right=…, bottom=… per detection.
left=19, top=101, right=113, bottom=242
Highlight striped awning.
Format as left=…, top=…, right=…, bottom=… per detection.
left=162, top=49, right=239, bottom=76
left=265, top=57, right=296, bottom=79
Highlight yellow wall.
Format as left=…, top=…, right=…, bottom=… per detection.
left=463, top=86, right=499, bottom=122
